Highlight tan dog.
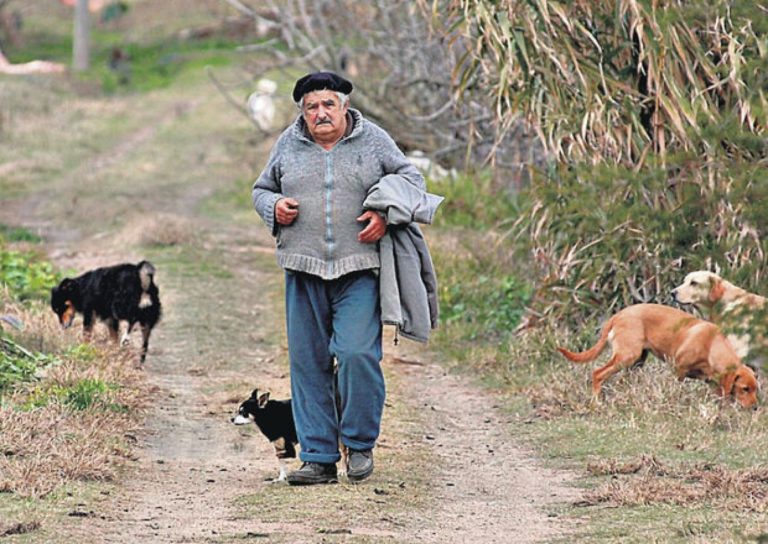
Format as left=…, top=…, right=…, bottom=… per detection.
left=557, top=303, right=758, bottom=409
left=672, top=270, right=766, bottom=363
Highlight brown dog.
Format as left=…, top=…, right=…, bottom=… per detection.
left=557, top=303, right=758, bottom=408
left=672, top=270, right=766, bottom=364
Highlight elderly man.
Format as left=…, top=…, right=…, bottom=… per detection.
left=252, top=71, right=427, bottom=485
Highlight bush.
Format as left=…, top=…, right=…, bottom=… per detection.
left=441, top=268, right=531, bottom=342
left=430, top=171, right=521, bottom=230
left=0, top=245, right=59, bottom=302
left=429, top=171, right=532, bottom=346
left=513, top=160, right=768, bottom=329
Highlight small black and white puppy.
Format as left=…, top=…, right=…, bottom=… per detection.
left=231, top=389, right=298, bottom=482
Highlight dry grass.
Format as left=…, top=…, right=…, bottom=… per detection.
left=583, top=455, right=768, bottom=513
left=508, top=326, right=763, bottom=421
left=1, top=298, right=152, bottom=498
left=117, top=212, right=197, bottom=248
left=0, top=520, right=41, bottom=537
left=1, top=295, right=70, bottom=355
left=472, top=326, right=768, bottom=521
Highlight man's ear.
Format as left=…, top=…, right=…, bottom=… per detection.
left=258, top=392, right=270, bottom=408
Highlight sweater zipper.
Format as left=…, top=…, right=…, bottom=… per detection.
left=324, top=152, right=335, bottom=277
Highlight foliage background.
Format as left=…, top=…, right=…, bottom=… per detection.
left=432, top=0, right=768, bottom=334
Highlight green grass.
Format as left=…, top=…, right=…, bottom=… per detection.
left=4, top=4, right=255, bottom=94
left=22, top=378, right=121, bottom=411
left=0, top=225, right=43, bottom=244
left=565, top=504, right=767, bottom=543
left=429, top=171, right=521, bottom=230
left=0, top=246, right=60, bottom=302
left=201, top=176, right=255, bottom=222
left=150, top=244, right=233, bottom=280
left=0, top=335, right=60, bottom=394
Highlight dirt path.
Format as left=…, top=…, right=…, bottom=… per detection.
left=2, top=75, right=578, bottom=543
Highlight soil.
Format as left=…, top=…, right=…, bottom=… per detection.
left=1, top=76, right=579, bottom=543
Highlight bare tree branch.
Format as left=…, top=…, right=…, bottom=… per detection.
left=216, top=0, right=541, bottom=187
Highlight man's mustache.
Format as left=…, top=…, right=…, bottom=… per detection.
left=315, top=119, right=333, bottom=126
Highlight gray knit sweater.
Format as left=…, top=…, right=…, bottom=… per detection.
left=252, top=109, right=425, bottom=279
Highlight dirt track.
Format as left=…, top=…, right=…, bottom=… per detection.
left=1, top=72, right=577, bottom=543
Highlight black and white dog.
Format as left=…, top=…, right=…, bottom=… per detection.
left=50, top=260, right=161, bottom=363
left=232, top=389, right=298, bottom=482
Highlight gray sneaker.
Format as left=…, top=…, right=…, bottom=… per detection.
left=286, top=462, right=338, bottom=486
left=346, top=449, right=374, bottom=482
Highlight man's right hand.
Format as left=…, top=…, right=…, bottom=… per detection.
left=275, top=198, right=299, bottom=225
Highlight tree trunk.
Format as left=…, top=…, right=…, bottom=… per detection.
left=73, top=0, right=89, bottom=71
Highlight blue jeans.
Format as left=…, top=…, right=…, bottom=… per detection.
left=285, top=270, right=384, bottom=464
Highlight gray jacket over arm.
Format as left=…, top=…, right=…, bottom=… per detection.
left=363, top=176, right=444, bottom=343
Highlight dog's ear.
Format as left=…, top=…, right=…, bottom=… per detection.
left=257, top=392, right=270, bottom=408
left=720, top=371, right=737, bottom=398
left=250, top=388, right=260, bottom=399
left=59, top=278, right=77, bottom=293
left=709, top=279, right=725, bottom=303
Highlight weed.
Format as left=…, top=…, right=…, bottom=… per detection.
left=0, top=245, right=59, bottom=302
left=63, top=344, right=101, bottom=364
left=0, top=335, right=59, bottom=393
left=0, top=225, right=43, bottom=244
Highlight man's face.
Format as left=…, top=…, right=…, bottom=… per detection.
left=302, top=90, right=348, bottom=143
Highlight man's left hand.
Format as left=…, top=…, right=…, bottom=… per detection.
left=357, top=211, right=386, bottom=243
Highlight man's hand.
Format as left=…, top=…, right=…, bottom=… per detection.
left=357, top=210, right=386, bottom=243
left=275, top=198, right=299, bottom=225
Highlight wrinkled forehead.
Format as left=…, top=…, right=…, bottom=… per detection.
left=302, top=89, right=342, bottom=107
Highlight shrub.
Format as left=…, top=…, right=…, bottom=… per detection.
left=513, top=160, right=767, bottom=330
left=0, top=245, right=59, bottom=302
left=430, top=171, right=520, bottom=230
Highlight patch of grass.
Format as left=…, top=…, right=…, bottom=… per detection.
left=152, top=244, right=232, bottom=280
left=0, top=245, right=60, bottom=302
left=0, top=294, right=149, bottom=499
left=23, top=378, right=119, bottom=411
left=430, top=229, right=531, bottom=354
left=63, top=343, right=101, bottom=364
left=0, top=225, right=43, bottom=244
left=6, top=8, right=250, bottom=94
left=429, top=171, right=521, bottom=230
left=201, top=176, right=256, bottom=222
left=0, top=335, right=60, bottom=394
left=96, top=37, right=241, bottom=94
left=564, top=503, right=768, bottom=543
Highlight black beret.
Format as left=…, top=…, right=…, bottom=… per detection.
left=292, top=71, right=353, bottom=103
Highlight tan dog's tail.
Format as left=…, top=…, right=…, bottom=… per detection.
left=557, top=317, right=614, bottom=364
